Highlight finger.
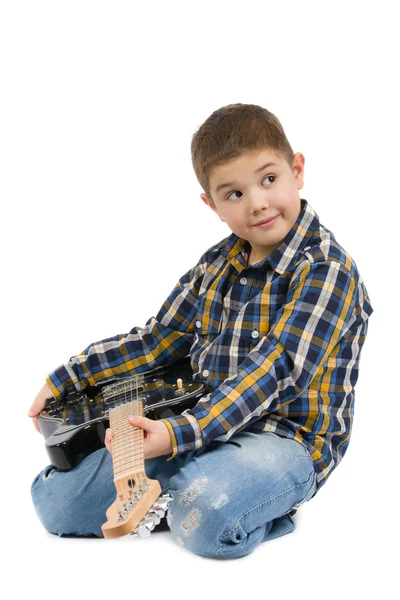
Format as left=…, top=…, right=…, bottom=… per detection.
left=28, top=401, right=41, bottom=417
left=28, top=399, right=44, bottom=418
left=28, top=383, right=54, bottom=417
left=105, top=429, right=114, bottom=453
left=128, top=415, right=156, bottom=433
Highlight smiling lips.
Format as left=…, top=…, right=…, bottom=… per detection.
left=253, top=214, right=280, bottom=226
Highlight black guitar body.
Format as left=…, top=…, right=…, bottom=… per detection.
left=38, top=356, right=209, bottom=470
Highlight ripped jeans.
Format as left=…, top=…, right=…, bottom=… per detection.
left=31, top=430, right=317, bottom=559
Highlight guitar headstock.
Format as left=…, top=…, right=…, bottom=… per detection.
left=101, top=474, right=173, bottom=539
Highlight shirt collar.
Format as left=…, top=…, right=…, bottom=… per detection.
left=220, top=198, right=321, bottom=274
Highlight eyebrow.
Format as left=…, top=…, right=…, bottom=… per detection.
left=215, top=162, right=278, bottom=194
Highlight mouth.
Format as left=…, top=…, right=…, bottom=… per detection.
left=253, top=214, right=280, bottom=227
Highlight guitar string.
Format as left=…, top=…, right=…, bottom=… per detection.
left=133, top=381, right=140, bottom=489
left=128, top=380, right=134, bottom=496
left=137, top=378, right=143, bottom=488
left=124, top=379, right=128, bottom=498
left=127, top=381, right=131, bottom=496
left=114, top=382, right=128, bottom=498
left=126, top=375, right=142, bottom=500
left=123, top=379, right=131, bottom=497
left=132, top=379, right=138, bottom=490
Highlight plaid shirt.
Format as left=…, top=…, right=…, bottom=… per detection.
left=46, top=198, right=373, bottom=494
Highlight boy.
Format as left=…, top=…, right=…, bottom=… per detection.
left=29, top=103, right=373, bottom=559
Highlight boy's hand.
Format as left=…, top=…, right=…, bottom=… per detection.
left=105, top=416, right=173, bottom=460
left=28, top=382, right=54, bottom=434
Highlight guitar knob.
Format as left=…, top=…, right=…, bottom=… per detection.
left=143, top=516, right=156, bottom=529
left=174, top=378, right=185, bottom=396
left=151, top=507, right=165, bottom=519
left=154, top=493, right=173, bottom=511
left=137, top=516, right=155, bottom=537
left=161, top=493, right=174, bottom=503
left=147, top=509, right=161, bottom=525
left=137, top=525, right=151, bottom=538
left=153, top=500, right=168, bottom=511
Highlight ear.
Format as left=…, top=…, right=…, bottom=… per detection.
left=292, top=152, right=305, bottom=191
left=200, top=193, right=225, bottom=222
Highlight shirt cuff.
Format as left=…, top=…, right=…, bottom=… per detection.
left=160, top=413, right=203, bottom=460
left=45, top=373, right=63, bottom=401
left=45, top=364, right=89, bottom=401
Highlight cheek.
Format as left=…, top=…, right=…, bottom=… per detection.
left=289, top=197, right=302, bottom=218
left=279, top=196, right=300, bottom=217
left=229, top=215, right=245, bottom=232
left=220, top=206, right=248, bottom=233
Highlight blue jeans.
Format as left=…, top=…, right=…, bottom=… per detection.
left=31, top=430, right=316, bottom=559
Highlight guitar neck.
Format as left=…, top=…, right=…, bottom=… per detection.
left=109, top=400, right=145, bottom=486
left=102, top=397, right=168, bottom=539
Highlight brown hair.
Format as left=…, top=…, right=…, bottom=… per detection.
left=191, top=103, right=295, bottom=200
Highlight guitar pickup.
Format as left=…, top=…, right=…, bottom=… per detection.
left=102, top=375, right=146, bottom=404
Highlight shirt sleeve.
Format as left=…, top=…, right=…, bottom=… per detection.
left=46, top=260, right=206, bottom=400
left=160, top=259, right=361, bottom=460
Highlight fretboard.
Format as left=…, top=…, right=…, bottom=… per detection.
left=109, top=400, right=144, bottom=483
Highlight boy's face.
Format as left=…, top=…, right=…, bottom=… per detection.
left=201, top=148, right=305, bottom=263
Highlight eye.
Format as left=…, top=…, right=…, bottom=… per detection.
left=226, top=174, right=276, bottom=201
left=263, top=174, right=276, bottom=185
left=226, top=190, right=242, bottom=201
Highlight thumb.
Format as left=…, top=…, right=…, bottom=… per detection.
left=128, top=415, right=156, bottom=433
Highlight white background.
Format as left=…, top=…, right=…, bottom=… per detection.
left=1, top=1, right=398, bottom=598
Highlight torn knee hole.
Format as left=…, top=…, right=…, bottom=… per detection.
left=181, top=508, right=201, bottom=532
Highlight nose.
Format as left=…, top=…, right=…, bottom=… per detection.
left=247, top=190, right=270, bottom=214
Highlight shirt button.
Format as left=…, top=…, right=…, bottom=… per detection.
left=202, top=369, right=210, bottom=377
left=196, top=320, right=201, bottom=328
left=240, top=277, right=247, bottom=285
left=252, top=329, right=259, bottom=338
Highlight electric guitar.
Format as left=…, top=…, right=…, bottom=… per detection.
left=37, top=355, right=209, bottom=538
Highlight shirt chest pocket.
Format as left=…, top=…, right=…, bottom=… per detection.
left=194, top=315, right=264, bottom=356
left=194, top=293, right=268, bottom=351
left=194, top=315, right=222, bottom=341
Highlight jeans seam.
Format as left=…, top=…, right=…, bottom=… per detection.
left=217, top=468, right=315, bottom=557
